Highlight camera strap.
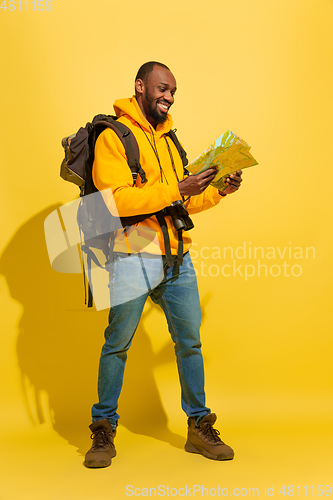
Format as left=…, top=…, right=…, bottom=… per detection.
left=177, top=230, right=184, bottom=265
left=155, top=212, right=184, bottom=269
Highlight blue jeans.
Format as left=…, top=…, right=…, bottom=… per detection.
left=91, top=251, right=210, bottom=428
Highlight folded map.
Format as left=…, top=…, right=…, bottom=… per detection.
left=188, top=130, right=258, bottom=191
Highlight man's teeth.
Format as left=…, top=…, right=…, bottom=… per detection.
left=159, top=103, right=168, bottom=111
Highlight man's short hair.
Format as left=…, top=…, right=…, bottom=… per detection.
left=135, top=61, right=170, bottom=84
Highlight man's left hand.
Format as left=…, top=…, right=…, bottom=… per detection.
left=219, top=170, right=243, bottom=196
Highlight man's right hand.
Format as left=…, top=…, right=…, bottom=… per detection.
left=178, top=167, right=218, bottom=197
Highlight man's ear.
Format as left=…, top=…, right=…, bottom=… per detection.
left=135, top=79, right=144, bottom=95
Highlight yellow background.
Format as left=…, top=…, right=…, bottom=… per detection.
left=0, top=0, right=332, bottom=498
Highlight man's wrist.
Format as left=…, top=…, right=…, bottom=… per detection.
left=218, top=190, right=227, bottom=197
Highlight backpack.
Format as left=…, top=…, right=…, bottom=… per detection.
left=60, top=114, right=190, bottom=307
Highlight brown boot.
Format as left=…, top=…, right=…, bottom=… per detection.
left=84, top=418, right=117, bottom=468
left=185, top=413, right=234, bottom=461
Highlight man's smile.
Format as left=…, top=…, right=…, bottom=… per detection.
left=157, top=101, right=169, bottom=113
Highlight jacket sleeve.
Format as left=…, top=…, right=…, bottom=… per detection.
left=92, top=128, right=182, bottom=217
left=184, top=185, right=225, bottom=215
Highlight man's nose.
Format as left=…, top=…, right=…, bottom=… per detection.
left=163, top=90, right=174, bottom=104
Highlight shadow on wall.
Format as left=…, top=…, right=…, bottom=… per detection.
left=0, top=205, right=211, bottom=455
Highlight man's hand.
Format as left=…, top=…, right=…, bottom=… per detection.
left=178, top=167, right=218, bottom=197
left=219, top=170, right=243, bottom=196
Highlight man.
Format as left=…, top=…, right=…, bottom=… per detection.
left=84, top=61, right=242, bottom=468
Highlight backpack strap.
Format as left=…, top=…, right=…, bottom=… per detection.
left=94, top=119, right=147, bottom=186
left=166, top=129, right=189, bottom=175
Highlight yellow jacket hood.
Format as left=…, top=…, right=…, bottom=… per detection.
left=113, top=96, right=173, bottom=136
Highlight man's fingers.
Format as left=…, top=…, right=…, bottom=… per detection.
left=229, top=172, right=242, bottom=180
left=200, top=174, right=216, bottom=189
left=226, top=173, right=243, bottom=186
left=226, top=179, right=241, bottom=188
left=179, top=167, right=220, bottom=196
left=198, top=167, right=218, bottom=179
left=200, top=182, right=212, bottom=191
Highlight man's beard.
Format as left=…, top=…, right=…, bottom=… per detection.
left=145, top=89, right=168, bottom=124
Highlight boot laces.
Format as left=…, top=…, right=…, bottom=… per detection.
left=200, top=422, right=225, bottom=445
left=90, top=430, right=114, bottom=450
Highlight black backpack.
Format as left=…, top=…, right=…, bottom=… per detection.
left=60, top=114, right=189, bottom=306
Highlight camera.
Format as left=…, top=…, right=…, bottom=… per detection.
left=163, top=200, right=194, bottom=232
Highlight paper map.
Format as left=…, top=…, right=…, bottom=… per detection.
left=188, top=130, right=258, bottom=191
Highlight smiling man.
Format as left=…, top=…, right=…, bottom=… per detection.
left=84, top=61, right=243, bottom=468
left=136, top=63, right=176, bottom=125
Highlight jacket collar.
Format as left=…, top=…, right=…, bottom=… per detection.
left=113, top=96, right=173, bottom=138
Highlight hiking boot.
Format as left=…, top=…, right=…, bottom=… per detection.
left=185, top=413, right=234, bottom=461
left=84, top=418, right=116, bottom=468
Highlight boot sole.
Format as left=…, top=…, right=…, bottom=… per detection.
left=84, top=449, right=116, bottom=468
left=84, top=459, right=112, bottom=468
left=185, top=441, right=234, bottom=461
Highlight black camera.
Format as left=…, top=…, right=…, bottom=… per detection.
left=163, top=200, right=194, bottom=232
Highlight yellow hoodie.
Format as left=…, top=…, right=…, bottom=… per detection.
left=92, top=96, right=223, bottom=255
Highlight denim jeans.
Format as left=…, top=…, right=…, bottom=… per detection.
left=91, top=251, right=210, bottom=428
